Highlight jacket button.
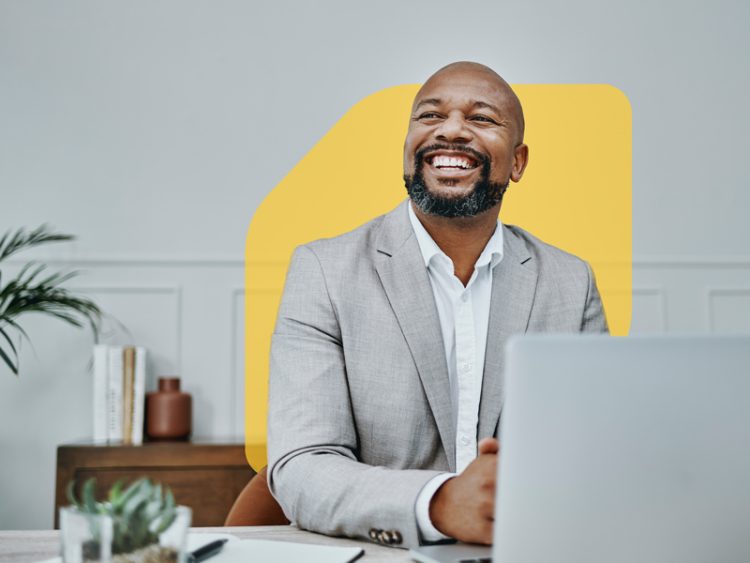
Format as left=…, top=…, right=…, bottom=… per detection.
left=369, top=528, right=379, bottom=541
left=391, top=531, right=402, bottom=545
left=381, top=530, right=393, bottom=544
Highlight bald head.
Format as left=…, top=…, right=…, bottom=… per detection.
left=416, top=61, right=525, bottom=143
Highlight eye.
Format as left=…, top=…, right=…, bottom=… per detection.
left=415, top=111, right=443, bottom=121
left=469, top=114, right=498, bottom=124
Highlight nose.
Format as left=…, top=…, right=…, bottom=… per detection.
left=434, top=112, right=472, bottom=144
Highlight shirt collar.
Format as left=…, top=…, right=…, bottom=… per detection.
left=407, top=202, right=504, bottom=270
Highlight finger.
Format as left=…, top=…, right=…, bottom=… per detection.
left=478, top=519, right=494, bottom=545
left=479, top=495, right=495, bottom=520
left=478, top=437, right=499, bottom=455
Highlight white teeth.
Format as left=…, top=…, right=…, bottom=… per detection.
left=432, top=155, right=473, bottom=169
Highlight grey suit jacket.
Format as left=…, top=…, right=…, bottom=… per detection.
left=267, top=200, right=607, bottom=548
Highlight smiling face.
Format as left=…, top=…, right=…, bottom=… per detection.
left=403, top=63, right=529, bottom=218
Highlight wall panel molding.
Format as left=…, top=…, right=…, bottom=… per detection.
left=706, top=287, right=750, bottom=333
left=631, top=286, right=668, bottom=332
left=5, top=256, right=245, bottom=268
left=9, top=254, right=750, bottom=268
left=633, top=256, right=750, bottom=268
left=72, top=284, right=184, bottom=373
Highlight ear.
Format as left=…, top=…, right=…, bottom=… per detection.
left=510, top=144, right=529, bottom=183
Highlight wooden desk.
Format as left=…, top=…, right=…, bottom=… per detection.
left=55, top=441, right=254, bottom=528
left=0, top=526, right=411, bottom=563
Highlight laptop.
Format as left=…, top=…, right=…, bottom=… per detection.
left=412, top=335, right=750, bottom=563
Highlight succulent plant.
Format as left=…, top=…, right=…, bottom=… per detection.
left=67, top=478, right=178, bottom=556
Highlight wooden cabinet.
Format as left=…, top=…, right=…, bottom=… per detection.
left=55, top=441, right=255, bottom=528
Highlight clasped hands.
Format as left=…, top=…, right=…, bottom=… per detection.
left=429, top=437, right=499, bottom=545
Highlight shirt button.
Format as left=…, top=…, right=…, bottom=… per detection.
left=461, top=293, right=469, bottom=303
left=460, top=435, right=470, bottom=446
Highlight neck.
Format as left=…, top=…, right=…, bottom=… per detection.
left=412, top=202, right=501, bottom=286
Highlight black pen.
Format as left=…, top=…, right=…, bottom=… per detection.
left=188, top=538, right=229, bottom=563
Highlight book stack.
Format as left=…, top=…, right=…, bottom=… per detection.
left=92, top=345, right=147, bottom=445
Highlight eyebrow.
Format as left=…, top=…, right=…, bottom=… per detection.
left=414, top=98, right=442, bottom=111
left=414, top=98, right=503, bottom=115
left=471, top=100, right=502, bottom=115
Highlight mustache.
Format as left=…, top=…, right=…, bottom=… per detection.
left=414, top=143, right=489, bottom=167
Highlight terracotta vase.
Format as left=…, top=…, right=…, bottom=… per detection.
left=146, top=377, right=192, bottom=441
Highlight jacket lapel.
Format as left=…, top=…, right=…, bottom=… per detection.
left=477, top=226, right=538, bottom=440
left=374, top=201, right=456, bottom=472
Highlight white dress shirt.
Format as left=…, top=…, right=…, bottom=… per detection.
left=407, top=203, right=504, bottom=542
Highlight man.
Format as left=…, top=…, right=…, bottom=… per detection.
left=267, top=61, right=608, bottom=548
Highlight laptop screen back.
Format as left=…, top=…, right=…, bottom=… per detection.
left=495, top=335, right=750, bottom=563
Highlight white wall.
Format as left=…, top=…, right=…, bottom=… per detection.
left=1, top=0, right=749, bottom=529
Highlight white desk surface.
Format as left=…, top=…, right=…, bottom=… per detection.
left=0, top=525, right=414, bottom=563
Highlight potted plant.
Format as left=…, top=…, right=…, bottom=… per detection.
left=63, top=478, right=191, bottom=562
left=0, top=225, right=101, bottom=375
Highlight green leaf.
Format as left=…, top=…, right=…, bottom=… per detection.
left=108, top=480, right=124, bottom=505
left=82, top=478, right=98, bottom=513
left=16, top=262, right=46, bottom=287
left=149, top=506, right=177, bottom=535
left=44, top=310, right=84, bottom=328
left=0, top=325, right=17, bottom=355
left=165, top=488, right=174, bottom=510
left=66, top=480, right=80, bottom=508
left=122, top=482, right=150, bottom=517
left=1, top=319, right=29, bottom=343
left=37, top=269, right=77, bottom=289
left=142, top=498, right=162, bottom=522
left=0, top=344, right=18, bottom=375
left=0, top=225, right=74, bottom=262
left=116, top=478, right=146, bottom=511
left=0, top=326, right=19, bottom=374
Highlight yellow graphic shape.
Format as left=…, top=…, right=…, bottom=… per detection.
left=245, top=84, right=631, bottom=469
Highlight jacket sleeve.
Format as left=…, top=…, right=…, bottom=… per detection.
left=266, top=245, right=444, bottom=548
left=581, top=261, right=609, bottom=334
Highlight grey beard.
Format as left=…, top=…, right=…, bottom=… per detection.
left=404, top=171, right=508, bottom=218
